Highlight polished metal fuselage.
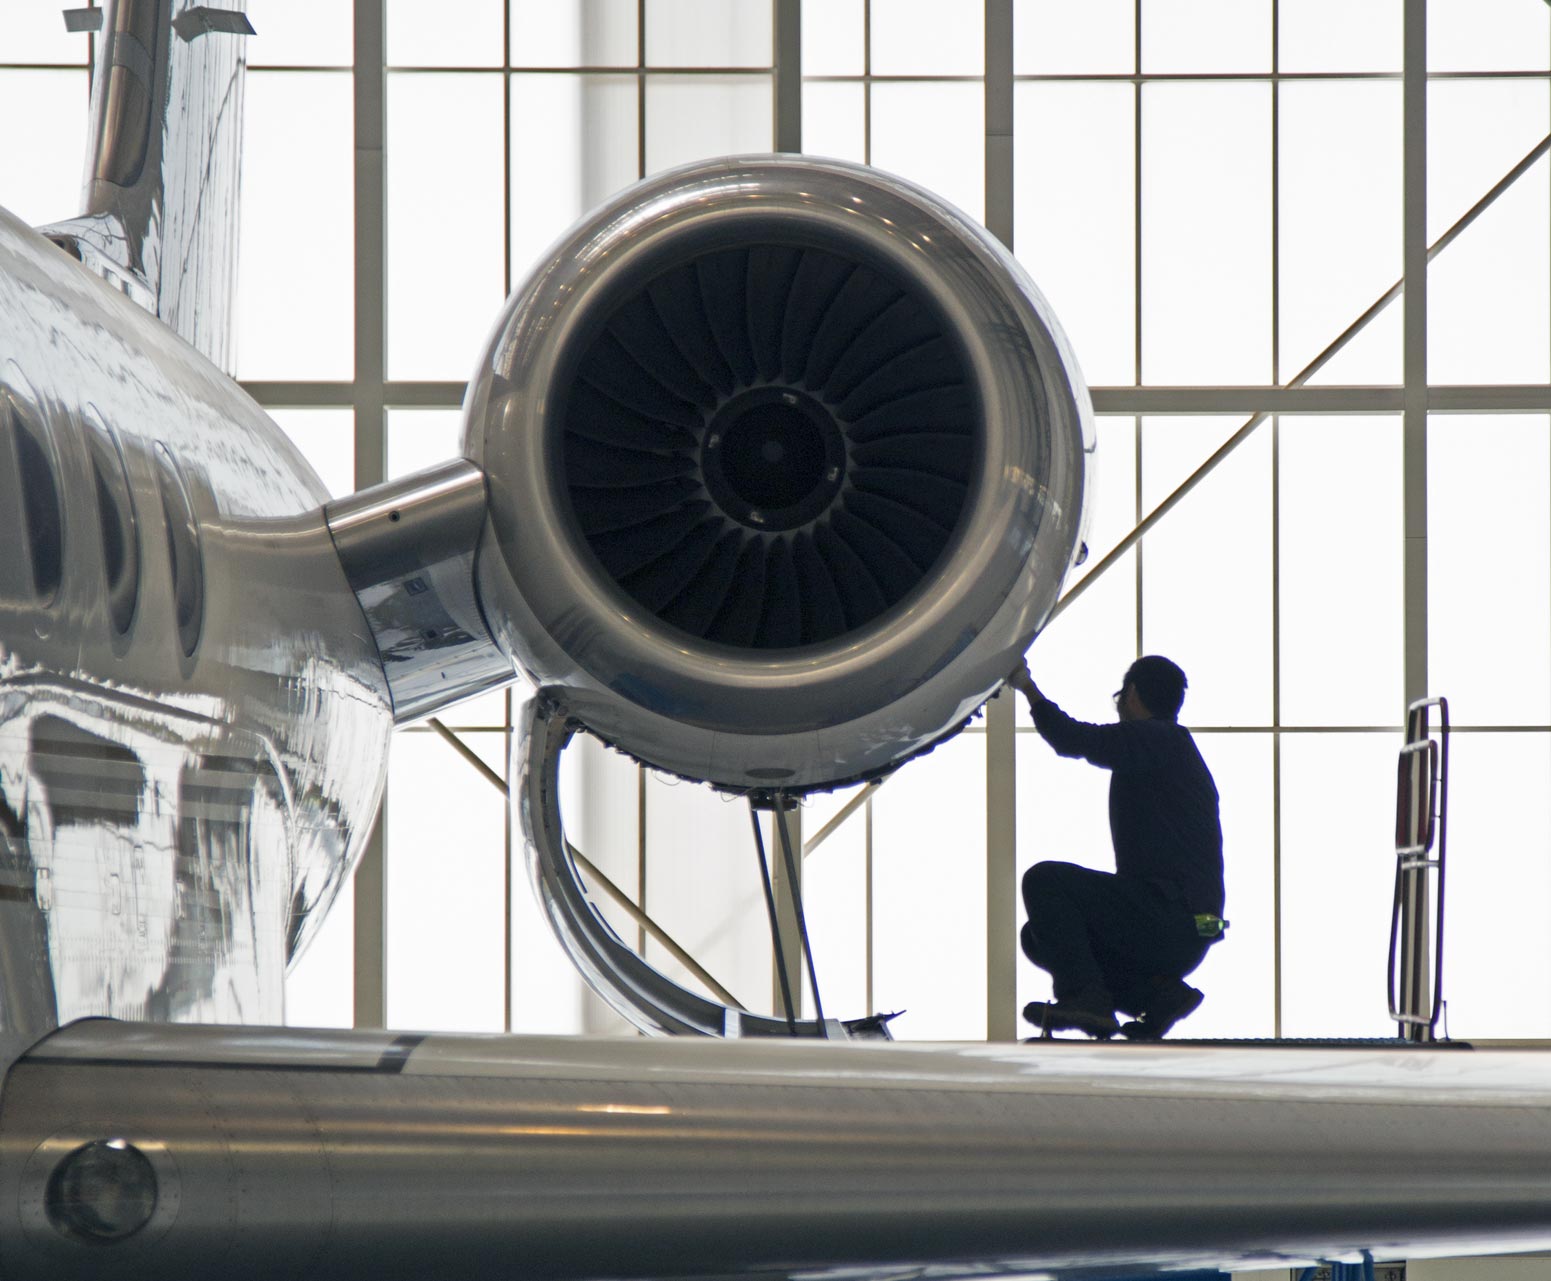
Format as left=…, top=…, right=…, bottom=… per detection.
left=7, top=1021, right=1551, bottom=1281
left=0, top=198, right=390, bottom=1040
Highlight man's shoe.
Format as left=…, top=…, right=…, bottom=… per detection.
left=1118, top=983, right=1203, bottom=1041
left=1022, top=990, right=1120, bottom=1040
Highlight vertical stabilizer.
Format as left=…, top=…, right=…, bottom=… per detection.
left=40, top=0, right=253, bottom=372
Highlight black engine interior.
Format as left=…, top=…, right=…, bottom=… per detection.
left=560, top=242, right=981, bottom=650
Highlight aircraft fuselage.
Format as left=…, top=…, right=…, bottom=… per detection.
left=0, top=199, right=390, bottom=1039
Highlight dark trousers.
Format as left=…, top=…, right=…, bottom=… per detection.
left=1020, top=861, right=1208, bottom=1013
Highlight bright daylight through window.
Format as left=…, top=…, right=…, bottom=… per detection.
left=1, top=0, right=1547, bottom=1045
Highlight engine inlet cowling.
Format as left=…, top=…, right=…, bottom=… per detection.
left=467, top=155, right=1093, bottom=793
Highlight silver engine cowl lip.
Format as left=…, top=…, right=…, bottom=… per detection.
left=468, top=155, right=1091, bottom=791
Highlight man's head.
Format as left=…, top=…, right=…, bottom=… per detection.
left=1117, top=655, right=1188, bottom=722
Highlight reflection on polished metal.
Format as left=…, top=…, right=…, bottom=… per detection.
left=564, top=842, right=748, bottom=1011
left=518, top=698, right=838, bottom=1036
left=424, top=713, right=744, bottom=1008
left=0, top=166, right=391, bottom=1038
left=38, top=0, right=252, bottom=371
left=11, top=1020, right=1551, bottom=1280
left=326, top=460, right=514, bottom=724
left=468, top=154, right=1094, bottom=794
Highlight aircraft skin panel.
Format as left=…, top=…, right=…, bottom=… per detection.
left=0, top=198, right=392, bottom=1036
left=7, top=1022, right=1551, bottom=1279
left=0, top=200, right=321, bottom=521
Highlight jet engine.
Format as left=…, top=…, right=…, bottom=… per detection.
left=464, top=155, right=1093, bottom=795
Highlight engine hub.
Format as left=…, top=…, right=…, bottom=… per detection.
left=703, top=386, right=843, bottom=533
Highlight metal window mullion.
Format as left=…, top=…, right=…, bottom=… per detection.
left=420, top=718, right=514, bottom=1026
left=1132, top=0, right=1142, bottom=390
left=1134, top=412, right=1143, bottom=659
left=1093, top=387, right=1392, bottom=413
left=984, top=689, right=1016, bottom=1040
left=1403, top=0, right=1428, bottom=708
left=1015, top=724, right=1452, bottom=735
left=803, top=71, right=984, bottom=83
left=774, top=0, right=800, bottom=152
left=863, top=0, right=871, bottom=167
left=637, top=0, right=647, bottom=179
left=859, top=0, right=873, bottom=1016
left=1133, top=2, right=1144, bottom=660
left=501, top=0, right=514, bottom=1035
left=503, top=691, right=513, bottom=1031
left=1086, top=386, right=1551, bottom=414
left=1270, top=0, right=1283, bottom=1042
left=983, top=0, right=1015, bottom=1044
left=1392, top=0, right=1433, bottom=1037
left=352, top=0, right=388, bottom=1031
left=637, top=765, right=648, bottom=957
left=503, top=0, right=513, bottom=300
left=865, top=792, right=874, bottom=1015
left=777, top=805, right=811, bottom=1020
left=985, top=0, right=1012, bottom=245
left=1013, top=70, right=1406, bottom=85
left=1271, top=18, right=1280, bottom=391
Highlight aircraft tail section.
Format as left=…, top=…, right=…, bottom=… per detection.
left=38, top=0, right=254, bottom=372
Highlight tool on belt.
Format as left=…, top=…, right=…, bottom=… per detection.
left=1194, top=914, right=1228, bottom=940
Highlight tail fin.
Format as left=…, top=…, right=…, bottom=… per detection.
left=39, top=1, right=254, bottom=373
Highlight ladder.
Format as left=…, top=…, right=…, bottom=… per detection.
left=1388, top=697, right=1450, bottom=1043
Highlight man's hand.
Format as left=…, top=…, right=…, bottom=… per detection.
left=1007, top=659, right=1042, bottom=704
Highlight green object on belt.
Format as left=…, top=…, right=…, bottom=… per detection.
left=1194, top=914, right=1228, bottom=939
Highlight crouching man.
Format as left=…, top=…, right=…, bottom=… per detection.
left=1006, top=655, right=1226, bottom=1040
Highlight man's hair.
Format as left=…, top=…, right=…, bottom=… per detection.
left=1124, top=655, right=1188, bottom=720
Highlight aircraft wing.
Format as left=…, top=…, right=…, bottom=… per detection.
left=4, top=1020, right=1551, bottom=1280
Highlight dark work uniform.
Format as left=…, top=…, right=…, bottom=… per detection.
left=1021, top=697, right=1224, bottom=1013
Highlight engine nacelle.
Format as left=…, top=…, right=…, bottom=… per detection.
left=466, top=155, right=1093, bottom=793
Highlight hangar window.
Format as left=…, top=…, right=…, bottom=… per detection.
left=154, top=443, right=205, bottom=658
left=9, top=395, right=65, bottom=605
left=87, top=422, right=142, bottom=637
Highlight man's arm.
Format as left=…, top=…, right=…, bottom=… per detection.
left=1005, top=661, right=1160, bottom=771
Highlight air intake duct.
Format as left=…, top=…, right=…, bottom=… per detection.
left=467, top=156, right=1093, bottom=793
left=563, top=241, right=976, bottom=650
